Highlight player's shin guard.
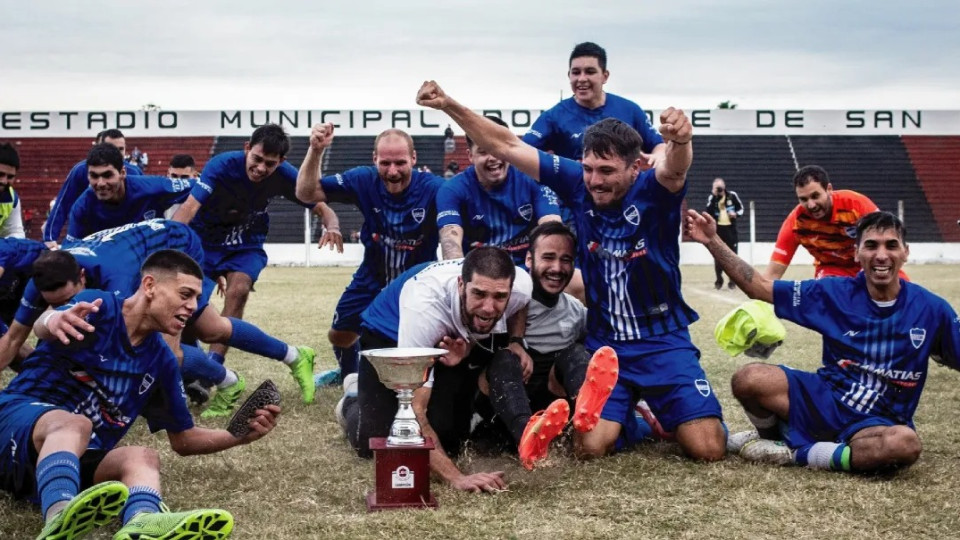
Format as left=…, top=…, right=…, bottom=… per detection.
left=553, top=344, right=588, bottom=398
left=334, top=343, right=360, bottom=376
left=488, top=350, right=533, bottom=444
left=37, top=451, right=80, bottom=520
left=181, top=344, right=227, bottom=386
left=227, top=317, right=288, bottom=360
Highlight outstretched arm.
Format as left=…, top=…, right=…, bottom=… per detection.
left=168, top=404, right=280, bottom=455
left=417, top=81, right=541, bottom=180
left=685, top=209, right=773, bottom=303
left=295, top=123, right=335, bottom=203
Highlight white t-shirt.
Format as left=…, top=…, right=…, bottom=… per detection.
left=526, top=292, right=587, bottom=353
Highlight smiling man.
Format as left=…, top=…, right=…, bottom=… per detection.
left=522, top=42, right=665, bottom=166
left=336, top=248, right=532, bottom=494
left=687, top=210, right=960, bottom=473
left=764, top=165, right=884, bottom=280
left=417, top=80, right=727, bottom=464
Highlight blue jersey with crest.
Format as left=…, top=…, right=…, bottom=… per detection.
left=773, top=274, right=960, bottom=425
left=17, top=220, right=204, bottom=326
left=44, top=161, right=142, bottom=243
left=321, top=167, right=443, bottom=285
left=188, top=151, right=312, bottom=248
left=2, top=290, right=194, bottom=450
left=522, top=94, right=663, bottom=160
left=0, top=238, right=47, bottom=323
left=437, top=165, right=560, bottom=265
left=537, top=152, right=697, bottom=345
left=67, top=175, right=195, bottom=242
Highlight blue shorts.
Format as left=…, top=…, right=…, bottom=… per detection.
left=331, top=275, right=381, bottom=333
left=0, top=394, right=107, bottom=500
left=779, top=366, right=903, bottom=449
left=202, top=244, right=269, bottom=283
left=594, top=329, right=724, bottom=441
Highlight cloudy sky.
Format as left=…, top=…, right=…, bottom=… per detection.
left=2, top=0, right=958, bottom=111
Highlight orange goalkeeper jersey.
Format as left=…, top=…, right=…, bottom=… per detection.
left=771, top=189, right=878, bottom=277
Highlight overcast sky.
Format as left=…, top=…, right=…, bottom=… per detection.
left=2, top=0, right=958, bottom=111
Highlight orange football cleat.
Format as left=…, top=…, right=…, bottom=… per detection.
left=572, top=346, right=619, bottom=433
left=518, top=399, right=570, bottom=470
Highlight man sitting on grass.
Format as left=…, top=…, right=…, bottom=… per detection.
left=0, top=250, right=280, bottom=539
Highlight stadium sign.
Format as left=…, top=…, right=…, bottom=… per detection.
left=1, top=109, right=958, bottom=137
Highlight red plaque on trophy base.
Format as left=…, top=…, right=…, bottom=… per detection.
left=366, top=437, right=438, bottom=511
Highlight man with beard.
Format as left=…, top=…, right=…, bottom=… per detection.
left=296, top=123, right=444, bottom=387
left=65, top=143, right=194, bottom=242
left=437, top=115, right=561, bottom=265
left=172, top=124, right=318, bottom=403
left=764, top=165, right=888, bottom=280
left=687, top=210, right=960, bottom=472
left=417, top=80, right=726, bottom=463
left=335, top=247, right=531, bottom=493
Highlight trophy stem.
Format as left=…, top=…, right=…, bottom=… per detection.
left=387, top=388, right=424, bottom=446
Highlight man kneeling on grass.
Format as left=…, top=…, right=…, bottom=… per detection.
left=686, top=210, right=960, bottom=473
left=0, top=250, right=280, bottom=540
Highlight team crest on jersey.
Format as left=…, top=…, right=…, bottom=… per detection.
left=910, top=328, right=926, bottom=349
left=143, top=210, right=156, bottom=220
left=844, top=226, right=858, bottom=238
left=694, top=379, right=712, bottom=397
left=623, top=205, right=640, bottom=226
left=411, top=208, right=426, bottom=224
left=139, top=373, right=155, bottom=395
left=518, top=204, right=533, bottom=222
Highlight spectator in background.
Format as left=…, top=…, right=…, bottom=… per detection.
left=0, top=143, right=26, bottom=238
left=444, top=124, right=456, bottom=154
left=444, top=160, right=460, bottom=179
left=705, top=177, right=743, bottom=289
left=44, top=129, right=143, bottom=248
left=168, top=153, right=198, bottom=180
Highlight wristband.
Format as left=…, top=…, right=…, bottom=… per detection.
left=38, top=311, right=57, bottom=331
left=672, top=139, right=691, bottom=145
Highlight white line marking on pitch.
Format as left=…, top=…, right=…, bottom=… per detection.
left=686, top=287, right=742, bottom=306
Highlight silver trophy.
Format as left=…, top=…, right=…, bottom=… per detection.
left=361, top=347, right=446, bottom=446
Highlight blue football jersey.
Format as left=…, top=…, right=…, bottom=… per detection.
left=437, top=165, right=560, bottom=265
left=188, top=151, right=312, bottom=248
left=45, top=161, right=142, bottom=243
left=0, top=238, right=47, bottom=323
left=537, top=151, right=697, bottom=346
left=17, top=220, right=204, bottom=326
left=360, top=261, right=436, bottom=341
left=773, top=274, right=960, bottom=424
left=522, top=94, right=663, bottom=160
left=66, top=175, right=194, bottom=242
left=2, top=290, right=194, bottom=450
left=321, top=167, right=443, bottom=285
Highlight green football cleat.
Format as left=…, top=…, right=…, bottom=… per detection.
left=113, top=508, right=234, bottom=540
left=37, top=481, right=128, bottom=540
left=288, top=346, right=316, bottom=404
left=200, top=374, right=246, bottom=419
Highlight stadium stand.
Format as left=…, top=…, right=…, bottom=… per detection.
left=901, top=136, right=960, bottom=242
left=124, top=136, right=215, bottom=174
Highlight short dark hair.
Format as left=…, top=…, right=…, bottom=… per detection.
left=96, top=129, right=125, bottom=143
left=583, top=118, right=642, bottom=163
left=856, top=211, right=907, bottom=247
left=0, top=142, right=20, bottom=170
left=86, top=143, right=125, bottom=172
left=249, top=124, right=291, bottom=157
left=169, top=154, right=195, bottom=169
left=570, top=42, right=607, bottom=71
left=466, top=116, right=509, bottom=150
left=528, top=221, right=576, bottom=258
left=793, top=165, right=830, bottom=190
left=462, top=246, right=515, bottom=286
left=32, top=251, right=82, bottom=292
left=142, top=249, right=203, bottom=281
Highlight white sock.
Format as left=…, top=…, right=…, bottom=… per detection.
left=218, top=370, right=239, bottom=389
left=46, top=501, right=69, bottom=523
left=806, top=442, right=841, bottom=469
left=282, top=345, right=298, bottom=365
left=745, top=410, right=777, bottom=430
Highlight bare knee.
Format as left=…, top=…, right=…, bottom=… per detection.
left=730, top=363, right=776, bottom=401
left=884, top=426, right=922, bottom=466
left=328, top=329, right=358, bottom=348
left=676, top=418, right=726, bottom=462
left=574, top=425, right=618, bottom=460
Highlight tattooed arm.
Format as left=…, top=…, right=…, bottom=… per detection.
left=439, top=224, right=465, bottom=260
left=684, top=209, right=774, bottom=303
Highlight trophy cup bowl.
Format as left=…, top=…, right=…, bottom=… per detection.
left=361, top=347, right=445, bottom=446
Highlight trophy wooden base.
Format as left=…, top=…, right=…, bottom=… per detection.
left=366, top=437, right=439, bottom=511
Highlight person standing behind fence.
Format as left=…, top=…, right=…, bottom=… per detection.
left=705, top=177, right=743, bottom=289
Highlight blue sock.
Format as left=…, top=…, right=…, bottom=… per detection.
left=37, top=451, right=81, bottom=520
left=208, top=351, right=226, bottom=365
left=181, top=344, right=226, bottom=386
left=334, top=343, right=360, bottom=375
left=227, top=318, right=287, bottom=361
left=122, top=486, right=162, bottom=525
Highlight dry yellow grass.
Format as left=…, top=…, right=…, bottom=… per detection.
left=2, top=264, right=959, bottom=539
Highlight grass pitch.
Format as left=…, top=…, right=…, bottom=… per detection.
left=2, top=264, right=960, bottom=539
